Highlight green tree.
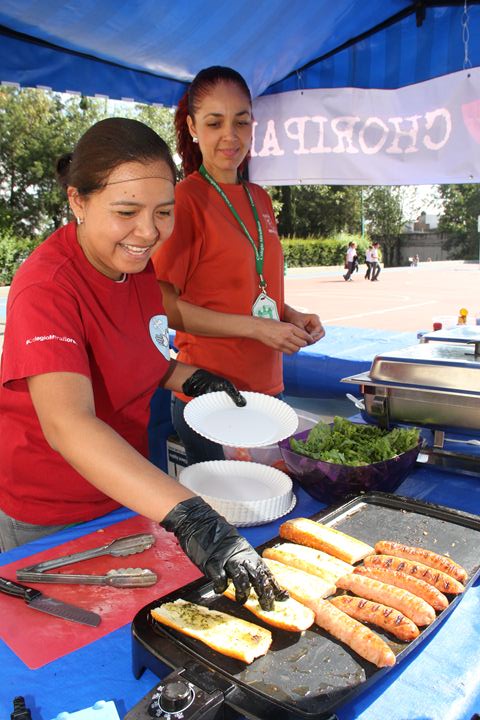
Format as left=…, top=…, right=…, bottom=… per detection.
left=0, top=227, right=40, bottom=284
left=364, top=187, right=404, bottom=266
left=271, top=184, right=362, bottom=238
left=133, top=104, right=176, bottom=156
left=0, top=88, right=106, bottom=238
left=437, top=184, right=480, bottom=260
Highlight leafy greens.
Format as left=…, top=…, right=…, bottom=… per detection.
left=290, top=416, right=420, bottom=466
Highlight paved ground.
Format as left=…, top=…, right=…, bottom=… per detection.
left=1, top=260, right=479, bottom=352
left=284, top=260, right=480, bottom=333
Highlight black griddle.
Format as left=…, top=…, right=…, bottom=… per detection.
left=131, top=493, right=480, bottom=720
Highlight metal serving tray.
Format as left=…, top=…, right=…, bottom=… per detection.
left=342, top=370, right=480, bottom=431
left=368, top=342, right=480, bottom=395
left=131, top=493, right=480, bottom=720
left=421, top=325, right=480, bottom=356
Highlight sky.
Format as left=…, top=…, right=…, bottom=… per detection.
left=401, top=185, right=443, bottom=221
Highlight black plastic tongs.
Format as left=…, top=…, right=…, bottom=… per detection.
left=16, top=533, right=158, bottom=588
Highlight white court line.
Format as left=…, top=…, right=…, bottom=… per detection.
left=291, top=299, right=436, bottom=322
left=324, top=300, right=436, bottom=322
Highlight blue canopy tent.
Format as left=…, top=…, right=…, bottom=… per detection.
left=1, top=1, right=479, bottom=105
left=2, top=10, right=480, bottom=720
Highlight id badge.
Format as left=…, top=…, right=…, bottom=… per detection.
left=252, top=292, right=280, bottom=321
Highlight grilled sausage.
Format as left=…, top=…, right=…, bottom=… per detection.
left=330, top=595, right=419, bottom=642
left=313, top=598, right=396, bottom=667
left=336, top=573, right=436, bottom=626
left=354, top=566, right=449, bottom=612
left=375, top=541, right=467, bottom=585
left=364, top=554, right=464, bottom=595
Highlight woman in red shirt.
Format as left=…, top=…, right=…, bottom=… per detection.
left=0, top=118, right=286, bottom=611
left=153, top=66, right=325, bottom=465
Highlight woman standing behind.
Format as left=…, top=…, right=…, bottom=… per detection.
left=0, top=118, right=287, bottom=611
left=153, top=66, right=324, bottom=465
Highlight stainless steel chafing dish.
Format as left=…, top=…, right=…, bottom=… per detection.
left=342, top=328, right=480, bottom=475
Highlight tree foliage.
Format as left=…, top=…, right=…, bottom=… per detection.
left=363, top=186, right=404, bottom=266
left=0, top=227, right=40, bottom=284
left=437, top=184, right=480, bottom=260
left=134, top=104, right=177, bottom=157
left=270, top=184, right=362, bottom=238
left=0, top=88, right=107, bottom=237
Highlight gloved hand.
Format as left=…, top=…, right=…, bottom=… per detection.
left=162, top=496, right=288, bottom=610
left=182, top=369, right=246, bottom=407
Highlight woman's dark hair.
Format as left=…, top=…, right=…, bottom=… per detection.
left=56, top=117, right=177, bottom=195
left=175, top=66, right=252, bottom=177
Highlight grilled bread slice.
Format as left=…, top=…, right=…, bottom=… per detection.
left=223, top=582, right=315, bottom=632
left=263, top=542, right=352, bottom=581
left=264, top=558, right=337, bottom=601
left=280, top=518, right=374, bottom=564
left=151, top=599, right=272, bottom=664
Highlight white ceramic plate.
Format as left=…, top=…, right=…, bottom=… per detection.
left=184, top=392, right=298, bottom=448
left=179, top=460, right=296, bottom=527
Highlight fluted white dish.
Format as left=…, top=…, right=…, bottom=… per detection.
left=179, top=460, right=296, bottom=527
left=183, top=391, right=298, bottom=448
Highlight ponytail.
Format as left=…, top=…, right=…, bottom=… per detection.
left=56, top=153, right=73, bottom=190
left=175, top=92, right=203, bottom=177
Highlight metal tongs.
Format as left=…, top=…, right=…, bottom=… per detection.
left=16, top=533, right=158, bottom=588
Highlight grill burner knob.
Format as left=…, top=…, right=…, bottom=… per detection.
left=148, top=679, right=194, bottom=716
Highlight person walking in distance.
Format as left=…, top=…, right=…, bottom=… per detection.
left=364, top=244, right=373, bottom=279
left=343, top=241, right=357, bottom=281
left=370, top=242, right=381, bottom=281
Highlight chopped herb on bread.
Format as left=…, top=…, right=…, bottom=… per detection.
left=151, top=599, right=272, bottom=664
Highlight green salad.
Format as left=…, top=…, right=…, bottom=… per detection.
left=290, top=416, right=420, bottom=466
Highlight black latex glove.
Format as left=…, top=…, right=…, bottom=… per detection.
left=182, top=369, right=246, bottom=407
left=162, top=496, right=289, bottom=610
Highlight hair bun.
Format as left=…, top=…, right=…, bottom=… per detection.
left=55, top=152, right=73, bottom=188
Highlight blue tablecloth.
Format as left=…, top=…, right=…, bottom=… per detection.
left=2, top=461, right=480, bottom=720
left=283, top=326, right=418, bottom=397
left=167, top=326, right=419, bottom=400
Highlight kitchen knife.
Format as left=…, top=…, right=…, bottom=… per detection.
left=0, top=576, right=101, bottom=626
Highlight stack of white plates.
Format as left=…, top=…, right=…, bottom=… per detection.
left=179, top=460, right=296, bottom=527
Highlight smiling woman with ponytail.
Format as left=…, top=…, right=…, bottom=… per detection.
left=152, top=66, right=325, bottom=467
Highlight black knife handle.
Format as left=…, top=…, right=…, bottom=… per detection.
left=0, top=576, right=41, bottom=602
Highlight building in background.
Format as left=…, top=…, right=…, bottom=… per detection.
left=401, top=210, right=448, bottom=263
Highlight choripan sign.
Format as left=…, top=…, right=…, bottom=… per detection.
left=250, top=67, right=480, bottom=186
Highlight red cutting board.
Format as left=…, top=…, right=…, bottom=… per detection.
left=0, top=515, right=201, bottom=669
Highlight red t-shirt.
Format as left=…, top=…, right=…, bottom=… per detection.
left=152, top=172, right=285, bottom=401
left=0, top=222, right=170, bottom=524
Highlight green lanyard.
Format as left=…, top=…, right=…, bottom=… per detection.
left=199, top=164, right=266, bottom=290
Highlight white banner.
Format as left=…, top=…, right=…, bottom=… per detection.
left=250, top=68, right=480, bottom=186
